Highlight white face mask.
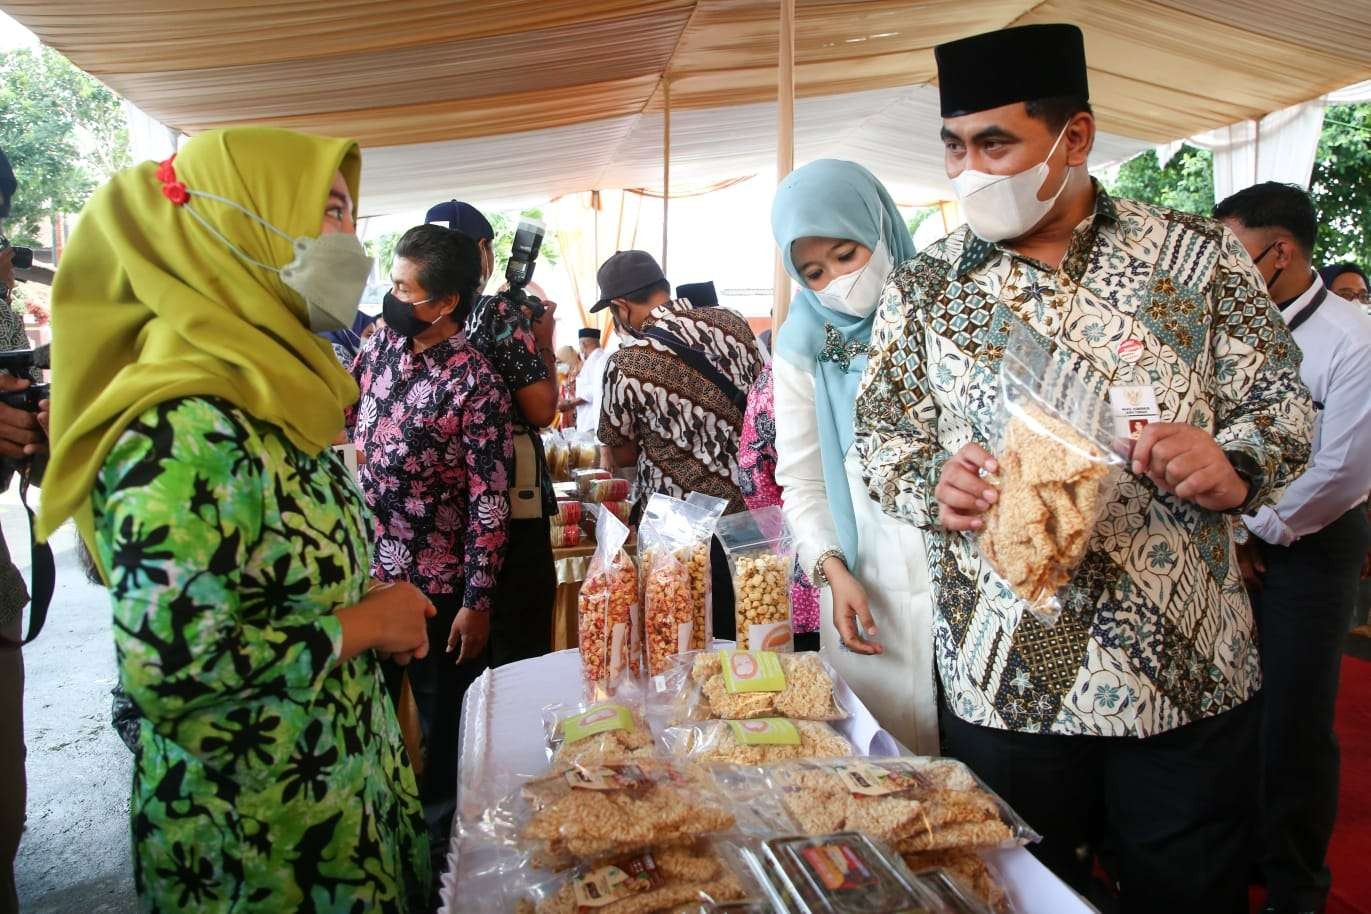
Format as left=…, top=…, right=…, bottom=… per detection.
left=813, top=235, right=892, bottom=318
left=950, top=124, right=1073, bottom=243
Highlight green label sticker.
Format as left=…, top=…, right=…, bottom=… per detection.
left=727, top=717, right=800, bottom=746
left=719, top=649, right=786, bottom=693
left=561, top=703, right=633, bottom=744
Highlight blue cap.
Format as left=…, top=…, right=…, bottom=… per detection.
left=425, top=200, right=494, bottom=241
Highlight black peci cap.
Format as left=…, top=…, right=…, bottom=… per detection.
left=578, top=327, right=601, bottom=341
left=935, top=24, right=1089, bottom=118
left=676, top=281, right=718, bottom=308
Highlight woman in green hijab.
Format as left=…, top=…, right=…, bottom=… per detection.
left=40, top=127, right=435, bottom=912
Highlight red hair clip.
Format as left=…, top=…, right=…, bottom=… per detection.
left=156, top=154, right=189, bottom=206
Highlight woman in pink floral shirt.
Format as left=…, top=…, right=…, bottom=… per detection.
left=351, top=224, right=513, bottom=878
left=738, top=366, right=820, bottom=650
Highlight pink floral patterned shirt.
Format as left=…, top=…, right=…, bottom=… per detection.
left=739, top=367, right=820, bottom=634
left=352, top=327, right=514, bottom=610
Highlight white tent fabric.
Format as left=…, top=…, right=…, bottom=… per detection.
left=358, top=84, right=1153, bottom=216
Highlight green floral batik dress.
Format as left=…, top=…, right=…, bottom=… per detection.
left=91, top=397, right=430, bottom=914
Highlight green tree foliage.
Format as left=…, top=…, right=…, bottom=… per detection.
left=1108, top=106, right=1371, bottom=269
left=1310, top=103, right=1371, bottom=268
left=365, top=231, right=401, bottom=278
left=1108, top=145, right=1216, bottom=215
left=907, top=206, right=937, bottom=238
left=0, top=47, right=130, bottom=245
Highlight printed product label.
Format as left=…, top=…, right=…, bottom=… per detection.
left=561, top=703, right=633, bottom=744
left=565, top=764, right=653, bottom=792
left=609, top=621, right=627, bottom=681
left=573, top=853, right=663, bottom=908
left=747, top=620, right=794, bottom=653
left=677, top=622, right=693, bottom=655
left=800, top=841, right=878, bottom=892
left=831, top=761, right=926, bottom=798
left=1108, top=384, right=1162, bottom=441
left=727, top=718, right=800, bottom=746
left=720, top=649, right=786, bottom=693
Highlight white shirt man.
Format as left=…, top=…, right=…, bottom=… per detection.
left=575, top=330, right=608, bottom=435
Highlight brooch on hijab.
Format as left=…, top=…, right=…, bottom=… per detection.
left=156, top=155, right=189, bottom=205
left=817, top=323, right=867, bottom=373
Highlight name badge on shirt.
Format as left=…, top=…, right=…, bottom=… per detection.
left=1109, top=384, right=1162, bottom=441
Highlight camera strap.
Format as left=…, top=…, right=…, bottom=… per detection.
left=0, top=475, right=53, bottom=649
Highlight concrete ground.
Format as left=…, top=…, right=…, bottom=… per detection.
left=6, top=486, right=137, bottom=913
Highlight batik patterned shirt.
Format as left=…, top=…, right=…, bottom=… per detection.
left=599, top=300, right=765, bottom=514
left=352, top=327, right=513, bottom=610
left=854, top=186, right=1314, bottom=738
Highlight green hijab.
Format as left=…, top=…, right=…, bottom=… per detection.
left=39, top=126, right=362, bottom=544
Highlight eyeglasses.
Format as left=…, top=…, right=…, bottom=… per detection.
left=1347, top=290, right=1371, bottom=304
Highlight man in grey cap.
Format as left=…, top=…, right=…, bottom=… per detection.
left=593, top=250, right=764, bottom=639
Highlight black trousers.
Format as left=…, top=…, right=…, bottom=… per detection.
left=383, top=592, right=488, bottom=868
left=942, top=699, right=1259, bottom=914
left=1252, top=506, right=1371, bottom=911
left=489, top=516, right=556, bottom=668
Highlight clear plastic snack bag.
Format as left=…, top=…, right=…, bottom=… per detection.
left=577, top=505, right=642, bottom=700
left=543, top=699, right=658, bottom=769
left=513, top=839, right=758, bottom=914
left=661, top=718, right=852, bottom=765
left=748, top=757, right=1039, bottom=856
left=652, top=650, right=849, bottom=724
left=474, top=758, right=739, bottom=866
left=902, top=853, right=1015, bottom=913
left=978, top=323, right=1125, bottom=626
left=639, top=494, right=727, bottom=673
left=716, top=506, right=795, bottom=652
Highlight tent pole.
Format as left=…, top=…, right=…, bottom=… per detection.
left=663, top=77, right=671, bottom=274
left=773, top=0, right=796, bottom=329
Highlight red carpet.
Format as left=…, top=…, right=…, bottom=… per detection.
left=1327, top=656, right=1371, bottom=914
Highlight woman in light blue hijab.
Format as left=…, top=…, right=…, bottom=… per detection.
left=771, top=159, right=938, bottom=753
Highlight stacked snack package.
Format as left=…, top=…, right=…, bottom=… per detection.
left=549, top=498, right=584, bottom=548
left=543, top=431, right=572, bottom=482
left=577, top=506, right=641, bottom=700
left=977, top=323, right=1125, bottom=626
left=569, top=433, right=601, bottom=471
left=638, top=495, right=727, bottom=674
left=717, top=506, right=795, bottom=652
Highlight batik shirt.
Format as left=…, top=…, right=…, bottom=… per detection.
left=352, top=327, right=513, bottom=610
left=599, top=299, right=765, bottom=514
left=466, top=293, right=557, bottom=516
left=854, top=186, right=1314, bottom=738
left=94, top=397, right=429, bottom=913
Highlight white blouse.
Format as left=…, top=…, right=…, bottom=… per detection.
left=772, top=358, right=844, bottom=578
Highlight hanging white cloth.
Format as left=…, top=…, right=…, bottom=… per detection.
left=1190, top=97, right=1326, bottom=200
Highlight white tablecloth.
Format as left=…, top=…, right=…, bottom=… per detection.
left=440, top=649, right=1095, bottom=914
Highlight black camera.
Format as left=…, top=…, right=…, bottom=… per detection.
left=0, top=344, right=49, bottom=412
left=500, top=219, right=547, bottom=320
left=0, top=236, right=33, bottom=270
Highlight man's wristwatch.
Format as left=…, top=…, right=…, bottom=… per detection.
left=1230, top=516, right=1251, bottom=546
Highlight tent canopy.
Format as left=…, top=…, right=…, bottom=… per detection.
left=6, top=0, right=1371, bottom=213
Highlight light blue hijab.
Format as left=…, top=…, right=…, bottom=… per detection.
left=772, top=159, right=914, bottom=568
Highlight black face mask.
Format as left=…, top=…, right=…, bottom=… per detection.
left=383, top=291, right=433, bottom=338
left=1253, top=241, right=1283, bottom=295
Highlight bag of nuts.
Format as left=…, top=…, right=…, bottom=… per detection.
left=716, top=506, right=795, bottom=652
left=578, top=505, right=642, bottom=700
left=639, top=495, right=724, bottom=674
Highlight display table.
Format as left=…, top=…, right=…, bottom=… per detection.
left=439, top=650, right=1096, bottom=914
